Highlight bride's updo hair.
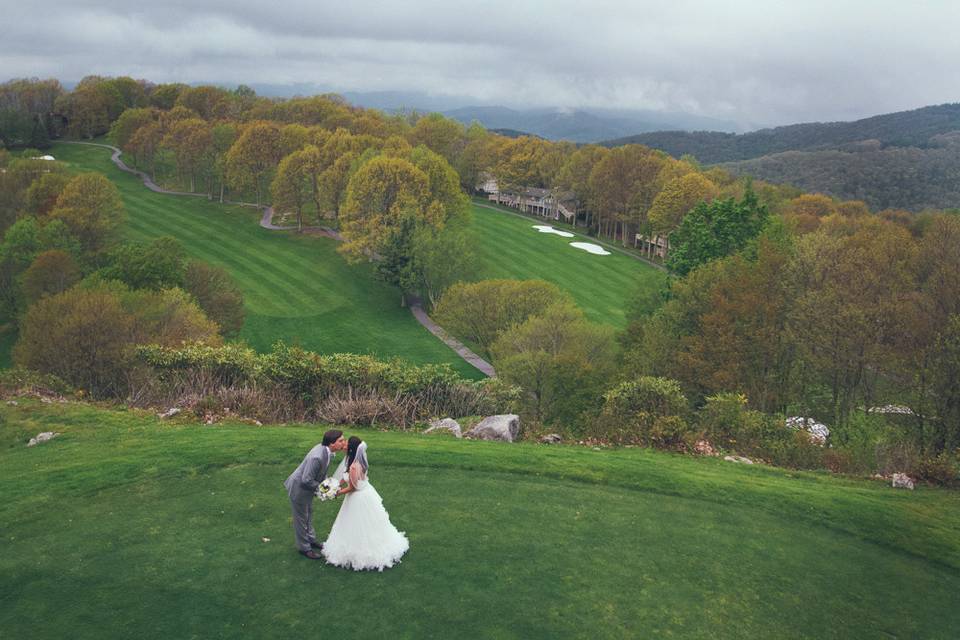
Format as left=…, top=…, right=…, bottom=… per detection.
left=346, top=436, right=364, bottom=468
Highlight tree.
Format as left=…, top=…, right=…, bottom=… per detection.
left=20, top=249, right=80, bottom=304
left=124, top=121, right=164, bottom=178
left=162, top=118, right=213, bottom=192
left=14, top=281, right=221, bottom=397
left=666, top=186, right=769, bottom=276
left=491, top=300, right=616, bottom=425
left=271, top=147, right=320, bottom=231
left=108, top=107, right=158, bottom=150
left=24, top=172, right=71, bottom=217
left=49, top=172, right=125, bottom=256
left=434, top=279, right=570, bottom=358
left=588, top=145, right=666, bottom=243
left=409, top=113, right=465, bottom=165
left=338, top=156, right=430, bottom=260
left=183, top=260, right=245, bottom=337
left=98, top=237, right=186, bottom=290
left=225, top=121, right=283, bottom=205
left=647, top=172, right=719, bottom=234
left=594, top=377, right=691, bottom=447
left=410, top=224, right=478, bottom=308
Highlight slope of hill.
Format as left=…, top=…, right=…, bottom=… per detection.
left=603, top=103, right=960, bottom=163
left=2, top=398, right=959, bottom=638
left=719, top=137, right=960, bottom=211
left=49, top=142, right=483, bottom=379
left=443, top=105, right=739, bottom=143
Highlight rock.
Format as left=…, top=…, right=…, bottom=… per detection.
left=539, top=433, right=562, bottom=444
left=27, top=432, right=59, bottom=447
left=891, top=472, right=915, bottom=490
left=158, top=407, right=181, bottom=419
left=465, top=414, right=520, bottom=442
left=786, top=416, right=830, bottom=444
left=424, top=418, right=462, bottom=438
left=724, top=455, right=754, bottom=464
left=694, top=439, right=718, bottom=456
left=6, top=400, right=18, bottom=406
left=40, top=397, right=52, bottom=404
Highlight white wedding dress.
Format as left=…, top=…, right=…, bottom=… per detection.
left=322, top=443, right=409, bottom=571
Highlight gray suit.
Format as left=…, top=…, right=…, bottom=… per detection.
left=284, top=443, right=332, bottom=552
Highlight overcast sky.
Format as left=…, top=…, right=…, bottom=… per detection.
left=2, top=0, right=959, bottom=127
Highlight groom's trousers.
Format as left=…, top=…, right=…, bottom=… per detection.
left=289, top=493, right=318, bottom=552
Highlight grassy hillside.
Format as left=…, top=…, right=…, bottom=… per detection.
left=2, top=399, right=959, bottom=639
left=471, top=201, right=665, bottom=329
left=49, top=142, right=481, bottom=378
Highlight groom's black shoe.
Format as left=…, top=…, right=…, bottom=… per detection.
left=299, top=550, right=322, bottom=560
left=309, top=541, right=324, bottom=551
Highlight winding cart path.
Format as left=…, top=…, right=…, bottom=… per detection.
left=61, top=141, right=495, bottom=377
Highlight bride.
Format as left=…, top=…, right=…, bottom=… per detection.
left=322, top=436, right=409, bottom=571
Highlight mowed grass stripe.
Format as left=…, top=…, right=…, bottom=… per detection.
left=471, top=202, right=665, bottom=328
left=51, top=143, right=481, bottom=378
left=122, top=213, right=327, bottom=316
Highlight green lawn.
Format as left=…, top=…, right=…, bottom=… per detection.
left=49, top=143, right=480, bottom=378
left=471, top=201, right=665, bottom=328
left=2, top=399, right=958, bottom=639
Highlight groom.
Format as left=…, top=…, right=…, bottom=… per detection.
left=284, top=429, right=348, bottom=559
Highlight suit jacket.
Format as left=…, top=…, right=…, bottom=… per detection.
left=284, top=444, right=332, bottom=501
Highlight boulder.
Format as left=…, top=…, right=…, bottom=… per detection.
left=786, top=416, right=830, bottom=444
left=465, top=414, right=520, bottom=442
left=694, top=439, right=718, bottom=456
left=27, top=432, right=59, bottom=447
left=724, top=455, right=754, bottom=464
left=539, top=433, right=562, bottom=444
left=6, top=400, right=18, bottom=406
left=158, top=407, right=181, bottom=419
left=424, top=418, right=462, bottom=438
left=891, top=472, right=915, bottom=490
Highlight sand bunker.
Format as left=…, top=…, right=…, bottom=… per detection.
left=532, top=225, right=575, bottom=238
left=569, top=242, right=611, bottom=255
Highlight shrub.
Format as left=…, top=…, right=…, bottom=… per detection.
left=133, top=342, right=520, bottom=427
left=183, top=260, right=245, bottom=337
left=434, top=279, right=570, bottom=357
left=915, top=453, right=959, bottom=486
left=593, top=377, right=695, bottom=448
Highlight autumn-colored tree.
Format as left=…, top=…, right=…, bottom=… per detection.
left=647, top=172, right=719, bottom=234
left=162, top=118, right=213, bottom=192
left=493, top=136, right=550, bottom=190
left=13, top=281, right=220, bottom=397
left=225, top=121, right=283, bottom=205
left=783, top=193, right=837, bottom=233
left=49, top=172, right=125, bottom=256
left=555, top=145, right=608, bottom=228
left=175, top=85, right=233, bottom=120
left=408, top=145, right=468, bottom=221
left=108, top=107, right=158, bottom=150
left=318, top=152, right=357, bottom=217
left=338, top=156, right=431, bottom=260
left=149, top=83, right=188, bottom=110
left=124, top=121, right=164, bottom=178
left=280, top=123, right=310, bottom=155
left=789, top=217, right=918, bottom=425
left=588, top=145, right=667, bottom=242
left=24, top=172, right=71, bottom=217
left=19, top=249, right=80, bottom=304
left=409, top=112, right=465, bottom=165
left=271, top=146, right=321, bottom=231
left=210, top=123, right=238, bottom=202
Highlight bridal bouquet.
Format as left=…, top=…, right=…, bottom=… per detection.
left=315, top=477, right=339, bottom=501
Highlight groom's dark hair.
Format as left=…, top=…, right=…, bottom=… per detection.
left=322, top=429, right=344, bottom=446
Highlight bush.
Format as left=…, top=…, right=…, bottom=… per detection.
left=593, top=377, right=696, bottom=448
left=0, top=367, right=71, bottom=397
left=133, top=342, right=520, bottom=427
left=915, top=453, right=959, bottom=486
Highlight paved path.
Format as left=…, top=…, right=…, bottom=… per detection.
left=62, top=140, right=494, bottom=377
left=408, top=297, right=496, bottom=377
left=472, top=200, right=667, bottom=271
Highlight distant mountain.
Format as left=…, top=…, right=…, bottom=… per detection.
left=601, top=103, right=960, bottom=164
left=442, top=106, right=740, bottom=143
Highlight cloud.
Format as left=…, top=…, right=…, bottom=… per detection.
left=1, top=0, right=959, bottom=125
